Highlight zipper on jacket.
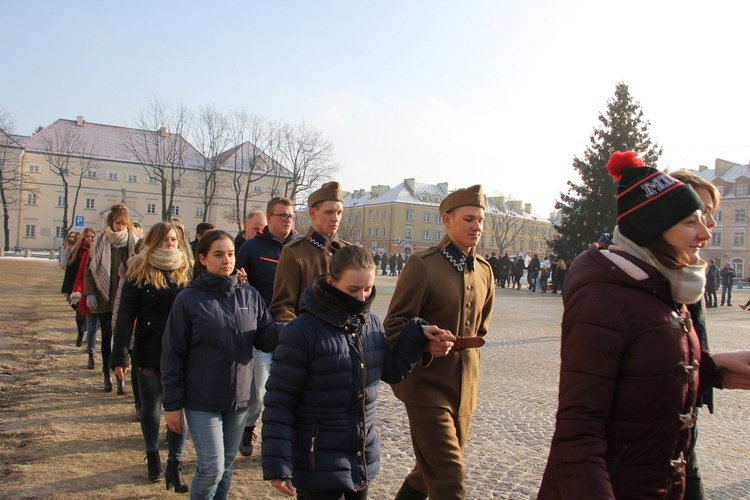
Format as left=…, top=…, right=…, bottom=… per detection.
left=354, top=330, right=369, bottom=486
left=607, top=444, right=628, bottom=479
left=309, top=423, right=320, bottom=470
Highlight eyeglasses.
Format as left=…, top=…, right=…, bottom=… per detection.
left=270, top=213, right=294, bottom=221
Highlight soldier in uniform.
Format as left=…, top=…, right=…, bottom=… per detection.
left=270, top=181, right=347, bottom=322
left=384, top=185, right=495, bottom=499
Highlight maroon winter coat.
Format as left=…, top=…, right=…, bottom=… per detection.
left=538, top=248, right=722, bottom=500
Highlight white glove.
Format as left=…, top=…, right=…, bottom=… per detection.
left=70, top=292, right=81, bottom=307
left=86, top=294, right=98, bottom=310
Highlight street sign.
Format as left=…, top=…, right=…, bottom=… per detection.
left=74, top=216, right=84, bottom=227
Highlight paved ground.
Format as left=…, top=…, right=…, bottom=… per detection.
left=1, top=258, right=750, bottom=498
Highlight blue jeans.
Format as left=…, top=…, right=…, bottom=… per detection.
left=722, top=284, right=733, bottom=305
left=245, top=348, right=272, bottom=428
left=135, top=367, right=186, bottom=460
left=85, top=314, right=99, bottom=355
left=184, top=407, right=249, bottom=500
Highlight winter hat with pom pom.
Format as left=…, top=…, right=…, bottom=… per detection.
left=607, top=151, right=703, bottom=246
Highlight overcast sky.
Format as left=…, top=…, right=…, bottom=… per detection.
left=3, top=0, right=749, bottom=215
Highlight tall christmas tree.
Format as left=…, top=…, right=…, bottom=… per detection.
left=551, top=83, right=663, bottom=260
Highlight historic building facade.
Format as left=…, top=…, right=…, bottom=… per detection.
left=2, top=117, right=289, bottom=250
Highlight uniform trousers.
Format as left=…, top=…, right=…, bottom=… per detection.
left=403, top=404, right=472, bottom=499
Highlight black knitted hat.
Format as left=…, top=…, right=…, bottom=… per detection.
left=607, top=151, right=703, bottom=246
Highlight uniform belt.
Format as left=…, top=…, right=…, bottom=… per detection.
left=452, top=336, right=485, bottom=350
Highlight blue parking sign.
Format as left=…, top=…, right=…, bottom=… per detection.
left=74, top=215, right=85, bottom=227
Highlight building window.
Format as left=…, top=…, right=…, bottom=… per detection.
left=735, top=208, right=745, bottom=223
left=424, top=212, right=431, bottom=222
left=57, top=196, right=64, bottom=207
left=383, top=227, right=387, bottom=237
left=376, top=211, right=381, bottom=220
left=127, top=173, right=138, bottom=182
left=55, top=227, right=65, bottom=238
left=171, top=206, right=180, bottom=217
left=717, top=185, right=724, bottom=196
left=435, top=231, right=441, bottom=240
left=147, top=203, right=156, bottom=215
left=375, top=228, right=379, bottom=237
left=26, top=193, right=37, bottom=205
left=716, top=210, right=723, bottom=223
left=368, top=228, right=372, bottom=237
left=406, top=211, right=413, bottom=221
left=195, top=207, right=205, bottom=218
left=737, top=184, right=748, bottom=197
left=734, top=231, right=745, bottom=247
left=711, top=232, right=722, bottom=246
left=86, top=170, right=99, bottom=178
left=28, top=164, right=40, bottom=173
left=423, top=230, right=430, bottom=240
left=85, top=198, right=95, bottom=209
left=197, top=180, right=206, bottom=189
left=107, top=172, right=119, bottom=181
left=384, top=210, right=388, bottom=220
left=25, top=225, right=35, bottom=237
left=369, top=211, right=373, bottom=221
left=148, top=176, right=159, bottom=184
left=405, top=228, right=412, bottom=240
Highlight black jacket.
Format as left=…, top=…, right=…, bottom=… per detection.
left=262, top=276, right=428, bottom=493
left=236, top=226, right=298, bottom=306
left=111, top=274, right=184, bottom=369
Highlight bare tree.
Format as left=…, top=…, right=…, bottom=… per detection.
left=338, top=210, right=362, bottom=243
left=0, top=108, right=27, bottom=251
left=274, top=120, right=338, bottom=204
left=190, top=105, right=231, bottom=222
left=40, top=125, right=97, bottom=237
left=225, top=110, right=275, bottom=232
left=122, top=96, right=192, bottom=221
left=486, top=195, right=529, bottom=255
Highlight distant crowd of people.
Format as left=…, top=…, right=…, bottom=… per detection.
left=52, top=155, right=750, bottom=500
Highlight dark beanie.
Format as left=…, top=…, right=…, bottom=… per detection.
left=607, top=151, right=703, bottom=246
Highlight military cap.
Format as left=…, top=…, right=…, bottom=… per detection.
left=308, top=181, right=344, bottom=208
left=439, top=184, right=485, bottom=214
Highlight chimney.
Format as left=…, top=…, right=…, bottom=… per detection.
left=698, top=165, right=708, bottom=172
left=524, top=203, right=532, bottom=214
left=715, top=158, right=740, bottom=177
left=438, top=182, right=448, bottom=194
left=404, top=178, right=415, bottom=191
left=158, top=127, right=168, bottom=137
left=76, top=116, right=84, bottom=127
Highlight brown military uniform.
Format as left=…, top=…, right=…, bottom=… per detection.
left=385, top=235, right=494, bottom=498
left=269, top=227, right=348, bottom=322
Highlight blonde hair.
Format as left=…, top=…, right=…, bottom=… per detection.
left=126, top=222, right=192, bottom=290
left=67, top=227, right=96, bottom=264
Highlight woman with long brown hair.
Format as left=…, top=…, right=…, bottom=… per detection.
left=112, top=221, right=192, bottom=491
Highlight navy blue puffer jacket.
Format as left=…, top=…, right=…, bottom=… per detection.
left=261, top=276, right=428, bottom=493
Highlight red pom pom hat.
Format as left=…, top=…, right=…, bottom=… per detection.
left=607, top=151, right=703, bottom=246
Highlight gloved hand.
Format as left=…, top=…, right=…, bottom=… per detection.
left=86, top=294, right=98, bottom=310
left=69, top=292, right=81, bottom=307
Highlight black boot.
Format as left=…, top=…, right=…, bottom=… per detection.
left=75, top=330, right=84, bottom=347
left=145, top=450, right=163, bottom=482
left=395, top=479, right=428, bottom=500
left=116, top=376, right=126, bottom=396
left=103, top=370, right=113, bottom=392
left=239, top=425, right=256, bottom=457
left=87, top=353, right=95, bottom=370
left=165, top=459, right=189, bottom=493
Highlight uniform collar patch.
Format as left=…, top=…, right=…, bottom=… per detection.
left=441, top=241, right=474, bottom=272
left=309, top=230, right=327, bottom=250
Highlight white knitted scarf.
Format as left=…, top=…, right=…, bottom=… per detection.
left=89, top=227, right=135, bottom=302
left=610, top=227, right=706, bottom=305
left=150, top=248, right=186, bottom=271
